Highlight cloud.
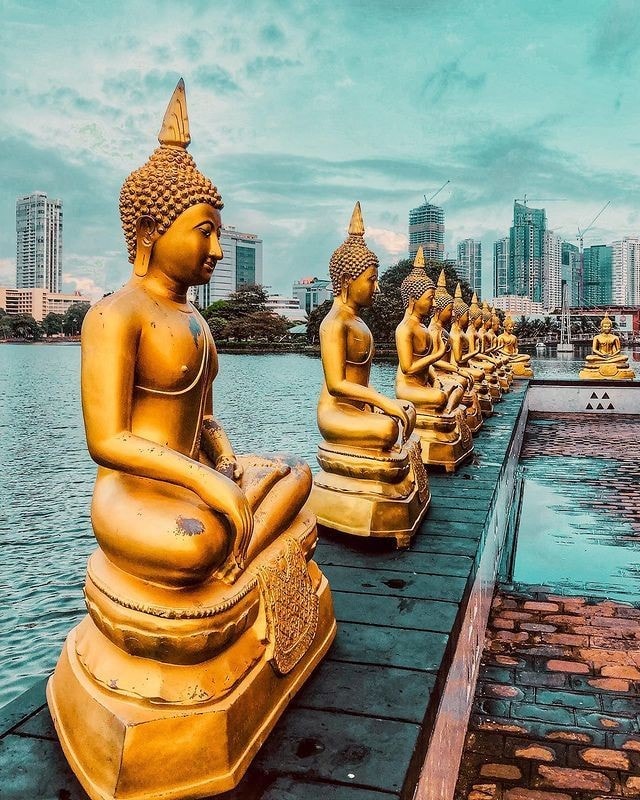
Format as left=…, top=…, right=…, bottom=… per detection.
left=590, top=0, right=640, bottom=71
left=367, top=227, right=408, bottom=257
left=193, top=64, right=241, bottom=95
left=422, top=59, right=486, bottom=101
left=62, top=273, right=106, bottom=302
left=260, top=23, right=285, bottom=45
left=245, top=56, right=301, bottom=79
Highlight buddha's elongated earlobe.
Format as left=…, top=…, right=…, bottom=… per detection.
left=133, top=216, right=159, bottom=277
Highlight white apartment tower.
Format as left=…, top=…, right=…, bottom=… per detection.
left=612, top=237, right=640, bottom=305
left=456, top=239, right=482, bottom=293
left=543, top=231, right=563, bottom=311
left=192, top=226, right=263, bottom=308
left=16, top=191, right=63, bottom=293
left=493, top=237, right=509, bottom=297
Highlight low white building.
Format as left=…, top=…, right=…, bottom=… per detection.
left=0, top=287, right=91, bottom=322
left=492, top=295, right=545, bottom=316
left=292, top=276, right=332, bottom=315
left=265, top=295, right=307, bottom=323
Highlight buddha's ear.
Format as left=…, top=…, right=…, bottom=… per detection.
left=340, top=275, right=352, bottom=304
left=133, top=216, right=160, bottom=277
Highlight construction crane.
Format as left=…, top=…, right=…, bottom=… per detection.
left=576, top=201, right=611, bottom=306
left=515, top=194, right=567, bottom=206
left=424, top=180, right=450, bottom=205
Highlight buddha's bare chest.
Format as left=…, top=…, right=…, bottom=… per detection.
left=346, top=319, right=373, bottom=362
left=135, top=311, right=210, bottom=393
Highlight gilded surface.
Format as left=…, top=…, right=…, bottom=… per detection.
left=47, top=79, right=336, bottom=800
left=257, top=537, right=319, bottom=675
left=310, top=204, right=429, bottom=544
left=579, top=314, right=635, bottom=380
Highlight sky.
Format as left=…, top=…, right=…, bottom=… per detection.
left=2, top=0, right=640, bottom=300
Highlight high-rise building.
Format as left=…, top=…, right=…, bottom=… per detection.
left=456, top=239, right=482, bottom=293
left=561, top=242, right=580, bottom=306
left=292, top=277, right=332, bottom=315
left=191, top=226, right=263, bottom=308
left=612, top=237, right=640, bottom=305
left=582, top=245, right=613, bottom=307
left=16, top=191, right=63, bottom=292
left=493, top=237, right=509, bottom=297
left=508, top=202, right=546, bottom=302
left=408, top=202, right=444, bottom=262
left=543, top=231, right=562, bottom=311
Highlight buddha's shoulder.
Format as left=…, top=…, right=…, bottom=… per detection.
left=84, top=284, right=150, bottom=327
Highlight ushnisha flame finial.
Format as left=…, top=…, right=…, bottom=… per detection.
left=437, top=269, right=447, bottom=289
left=158, top=78, right=191, bottom=148
left=348, top=201, right=365, bottom=236
left=400, top=246, right=435, bottom=308
left=452, top=282, right=469, bottom=321
left=414, top=245, right=426, bottom=268
left=328, top=202, right=379, bottom=296
left=433, top=268, right=453, bottom=312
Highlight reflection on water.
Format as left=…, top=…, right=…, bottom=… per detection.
left=0, top=344, right=397, bottom=709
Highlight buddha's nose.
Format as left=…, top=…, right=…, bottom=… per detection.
left=209, top=236, right=223, bottom=260
left=373, top=280, right=380, bottom=295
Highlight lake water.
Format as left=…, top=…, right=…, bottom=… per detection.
left=0, top=343, right=636, bottom=709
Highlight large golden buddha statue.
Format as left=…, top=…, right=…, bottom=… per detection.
left=497, top=314, right=534, bottom=378
left=449, top=283, right=493, bottom=417
left=394, top=251, right=473, bottom=471
left=465, top=293, right=502, bottom=401
left=309, top=205, right=429, bottom=548
left=579, top=314, right=635, bottom=380
left=47, top=80, right=336, bottom=800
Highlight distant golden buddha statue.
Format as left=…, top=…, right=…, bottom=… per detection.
left=449, top=283, right=493, bottom=417
left=579, top=314, right=635, bottom=380
left=394, top=252, right=473, bottom=471
left=465, top=293, right=502, bottom=401
left=310, top=204, right=429, bottom=547
left=47, top=80, right=336, bottom=800
left=479, top=302, right=511, bottom=391
left=497, top=314, right=534, bottom=378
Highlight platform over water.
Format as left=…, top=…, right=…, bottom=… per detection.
left=0, top=384, right=528, bottom=800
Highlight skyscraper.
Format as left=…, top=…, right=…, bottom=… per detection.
left=16, top=191, right=63, bottom=292
left=456, top=239, right=482, bottom=293
left=561, top=242, right=580, bottom=306
left=191, top=226, right=263, bottom=308
left=493, top=237, right=509, bottom=297
left=612, top=237, right=640, bottom=305
left=408, top=202, right=444, bottom=262
left=508, top=202, right=546, bottom=302
left=542, top=230, right=562, bottom=311
left=582, top=245, right=613, bottom=307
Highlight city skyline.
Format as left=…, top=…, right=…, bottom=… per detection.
left=2, top=1, right=640, bottom=300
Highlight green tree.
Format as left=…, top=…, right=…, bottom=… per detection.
left=306, top=299, right=332, bottom=344
left=0, top=309, right=12, bottom=339
left=63, top=302, right=90, bottom=336
left=225, top=284, right=268, bottom=317
left=11, top=314, right=42, bottom=340
left=42, top=312, right=65, bottom=336
left=223, top=311, right=289, bottom=342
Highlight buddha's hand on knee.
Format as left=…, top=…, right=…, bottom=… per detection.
left=215, top=454, right=244, bottom=482
left=381, top=399, right=412, bottom=438
left=196, top=471, right=253, bottom=571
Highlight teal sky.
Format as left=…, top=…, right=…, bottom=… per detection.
left=2, top=0, right=640, bottom=299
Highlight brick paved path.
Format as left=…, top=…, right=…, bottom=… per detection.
left=455, top=589, right=640, bottom=799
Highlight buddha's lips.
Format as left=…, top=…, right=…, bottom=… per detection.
left=204, top=259, right=216, bottom=273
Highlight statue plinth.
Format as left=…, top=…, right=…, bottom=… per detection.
left=310, top=434, right=430, bottom=549
left=413, top=408, right=473, bottom=472
left=47, top=512, right=336, bottom=800
left=579, top=362, right=635, bottom=380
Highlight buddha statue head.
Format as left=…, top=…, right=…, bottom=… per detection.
left=119, top=79, right=224, bottom=279
left=600, top=314, right=613, bottom=333
left=433, top=269, right=454, bottom=324
left=481, top=301, right=493, bottom=329
left=468, top=292, right=482, bottom=327
left=452, top=283, right=469, bottom=327
left=491, top=309, right=502, bottom=332
left=504, top=314, right=515, bottom=333
left=400, top=246, right=435, bottom=315
left=329, top=202, right=380, bottom=307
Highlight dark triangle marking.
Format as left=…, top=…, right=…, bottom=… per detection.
left=608, top=403, right=615, bottom=409
left=586, top=403, right=593, bottom=409
left=590, top=392, right=598, bottom=398
left=596, top=403, right=604, bottom=409
left=602, top=392, right=610, bottom=399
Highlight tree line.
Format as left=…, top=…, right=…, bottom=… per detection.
left=0, top=303, right=91, bottom=341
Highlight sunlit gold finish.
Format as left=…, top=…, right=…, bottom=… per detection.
left=579, top=314, right=635, bottom=380
left=479, top=302, right=511, bottom=391
left=309, top=207, right=430, bottom=548
left=450, top=283, right=493, bottom=418
left=393, top=254, right=473, bottom=472
left=47, top=79, right=336, bottom=800
left=466, top=293, right=502, bottom=402
left=497, top=314, right=534, bottom=378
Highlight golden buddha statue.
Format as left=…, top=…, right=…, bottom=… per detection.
left=465, top=293, right=502, bottom=401
left=497, top=314, right=534, bottom=378
left=394, top=252, right=473, bottom=471
left=479, top=302, right=511, bottom=391
left=309, top=205, right=429, bottom=548
left=47, top=80, right=336, bottom=800
left=449, top=283, right=493, bottom=417
left=579, top=314, right=635, bottom=380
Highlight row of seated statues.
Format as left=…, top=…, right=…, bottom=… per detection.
left=47, top=81, right=532, bottom=800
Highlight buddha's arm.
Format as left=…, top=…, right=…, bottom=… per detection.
left=592, top=336, right=606, bottom=356
left=81, top=307, right=252, bottom=567
left=396, top=327, right=446, bottom=375
left=321, top=319, right=409, bottom=426
left=201, top=409, right=243, bottom=481
left=611, top=336, right=622, bottom=354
